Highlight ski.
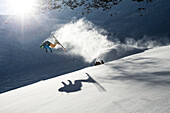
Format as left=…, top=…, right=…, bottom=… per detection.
left=51, top=34, right=67, bottom=52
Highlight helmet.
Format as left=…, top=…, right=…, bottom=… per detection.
left=40, top=45, right=44, bottom=49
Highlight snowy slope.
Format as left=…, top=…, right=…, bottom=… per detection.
left=0, top=45, right=170, bottom=113
left=1, top=0, right=170, bottom=94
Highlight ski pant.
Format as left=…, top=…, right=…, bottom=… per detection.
left=50, top=43, right=57, bottom=48
left=44, top=45, right=52, bottom=52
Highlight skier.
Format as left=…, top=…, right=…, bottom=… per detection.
left=94, top=60, right=104, bottom=66
left=94, top=61, right=101, bottom=66
left=40, top=40, right=58, bottom=53
left=101, top=60, right=104, bottom=64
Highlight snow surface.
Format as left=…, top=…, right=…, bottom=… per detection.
left=1, top=0, right=170, bottom=94
left=0, top=45, right=170, bottom=113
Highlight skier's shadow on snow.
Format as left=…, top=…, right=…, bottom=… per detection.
left=58, top=73, right=106, bottom=93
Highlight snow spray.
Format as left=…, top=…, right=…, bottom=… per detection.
left=46, top=18, right=169, bottom=63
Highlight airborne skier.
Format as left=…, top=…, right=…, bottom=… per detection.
left=40, top=34, right=67, bottom=53
left=40, top=40, right=58, bottom=53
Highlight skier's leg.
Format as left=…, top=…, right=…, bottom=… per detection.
left=45, top=48, right=48, bottom=52
left=49, top=47, right=52, bottom=53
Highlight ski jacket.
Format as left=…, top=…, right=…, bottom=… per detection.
left=41, top=41, right=51, bottom=47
